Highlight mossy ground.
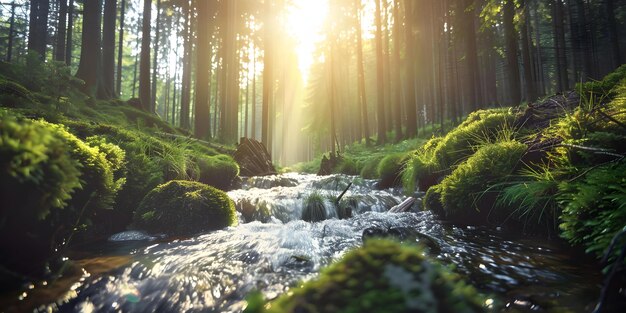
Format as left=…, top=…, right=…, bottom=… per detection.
left=244, top=239, right=488, bottom=313
left=0, top=58, right=239, bottom=283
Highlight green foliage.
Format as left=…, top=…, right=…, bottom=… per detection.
left=246, top=239, right=487, bottom=313
left=576, top=64, right=626, bottom=102
left=359, top=155, right=384, bottom=179
left=558, top=162, right=626, bottom=259
left=302, top=192, right=328, bottom=222
left=333, top=156, right=359, bottom=175
left=133, top=180, right=237, bottom=236
left=495, top=166, right=560, bottom=229
left=0, top=112, right=82, bottom=219
left=377, top=153, right=407, bottom=179
left=427, top=141, right=527, bottom=222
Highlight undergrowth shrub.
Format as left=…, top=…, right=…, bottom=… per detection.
left=302, top=192, right=328, bottom=222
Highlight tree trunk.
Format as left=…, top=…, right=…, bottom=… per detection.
left=356, top=0, right=371, bottom=144
left=605, top=0, right=621, bottom=69
left=180, top=0, right=192, bottom=129
left=65, top=0, right=73, bottom=65
left=262, top=0, right=274, bottom=151
left=116, top=0, right=126, bottom=97
left=151, top=0, right=161, bottom=112
left=28, top=0, right=49, bottom=58
left=101, top=0, right=117, bottom=99
left=75, top=0, right=102, bottom=96
left=392, top=0, right=403, bottom=141
left=403, top=0, right=417, bottom=138
left=7, top=1, right=16, bottom=62
left=375, top=0, right=387, bottom=145
left=252, top=46, right=257, bottom=140
left=520, top=0, right=536, bottom=102
left=194, top=0, right=212, bottom=140
left=139, top=0, right=152, bottom=110
left=55, top=0, right=67, bottom=62
left=463, top=0, right=481, bottom=110
left=552, top=0, right=569, bottom=92
left=503, top=0, right=521, bottom=105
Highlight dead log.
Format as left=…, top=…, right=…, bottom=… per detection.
left=233, top=138, right=277, bottom=177
left=388, top=197, right=416, bottom=213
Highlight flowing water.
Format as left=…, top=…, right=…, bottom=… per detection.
left=2, top=174, right=602, bottom=312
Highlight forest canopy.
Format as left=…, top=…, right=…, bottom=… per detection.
left=0, top=0, right=624, bottom=165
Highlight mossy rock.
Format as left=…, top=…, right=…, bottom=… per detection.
left=245, top=239, right=487, bottom=313
left=359, top=156, right=384, bottom=179
left=376, top=153, right=408, bottom=189
left=428, top=141, right=527, bottom=223
left=133, top=180, right=237, bottom=236
left=196, top=154, right=240, bottom=190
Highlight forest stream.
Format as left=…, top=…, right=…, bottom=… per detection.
left=1, top=174, right=602, bottom=312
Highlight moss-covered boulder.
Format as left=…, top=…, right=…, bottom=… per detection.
left=425, top=141, right=527, bottom=223
left=245, top=239, right=487, bottom=313
left=133, top=180, right=237, bottom=236
left=376, top=153, right=408, bottom=189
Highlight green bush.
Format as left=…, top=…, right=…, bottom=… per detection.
left=133, top=180, right=237, bottom=236
left=245, top=239, right=487, bottom=313
left=426, top=141, right=527, bottom=222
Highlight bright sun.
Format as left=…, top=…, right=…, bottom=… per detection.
left=285, top=0, right=329, bottom=84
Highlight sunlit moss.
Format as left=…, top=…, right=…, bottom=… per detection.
left=133, top=180, right=237, bottom=236
left=426, top=140, right=527, bottom=222
left=245, top=239, right=488, bottom=313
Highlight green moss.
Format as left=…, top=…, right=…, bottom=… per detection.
left=359, top=155, right=384, bottom=179
left=334, top=156, right=359, bottom=175
left=246, top=239, right=487, bottom=313
left=577, top=64, right=626, bottom=102
left=195, top=154, right=240, bottom=190
left=375, top=153, right=409, bottom=188
left=302, top=192, right=328, bottom=222
left=133, top=180, right=237, bottom=236
left=0, top=112, right=126, bottom=277
left=427, top=141, right=527, bottom=222
left=402, top=109, right=516, bottom=194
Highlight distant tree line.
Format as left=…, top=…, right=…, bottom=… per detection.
left=0, top=0, right=624, bottom=163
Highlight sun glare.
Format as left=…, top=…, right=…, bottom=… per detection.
left=285, top=0, right=329, bottom=84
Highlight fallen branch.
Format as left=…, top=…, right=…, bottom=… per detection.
left=560, top=143, right=625, bottom=158
left=389, top=197, right=416, bottom=213
left=335, top=182, right=353, bottom=204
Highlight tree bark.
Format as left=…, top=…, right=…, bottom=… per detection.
left=101, top=0, right=117, bottom=99
left=116, top=0, right=126, bottom=97
left=605, top=0, right=621, bottom=69
left=392, top=0, right=403, bottom=141
left=7, top=1, right=16, bottom=62
left=28, top=0, right=49, bottom=58
left=375, top=0, right=387, bottom=145
left=463, top=0, right=480, bottom=110
left=65, top=0, right=73, bottom=65
left=151, top=0, right=161, bottom=112
left=355, top=0, right=371, bottom=143
left=520, top=0, right=536, bottom=102
left=262, top=0, right=274, bottom=151
left=180, top=0, right=192, bottom=129
left=503, top=0, right=521, bottom=105
left=54, top=0, right=67, bottom=62
left=75, top=0, right=102, bottom=96
left=194, top=0, right=213, bottom=140
left=403, top=0, right=417, bottom=138
left=552, top=0, right=569, bottom=92
left=139, top=0, right=152, bottom=110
